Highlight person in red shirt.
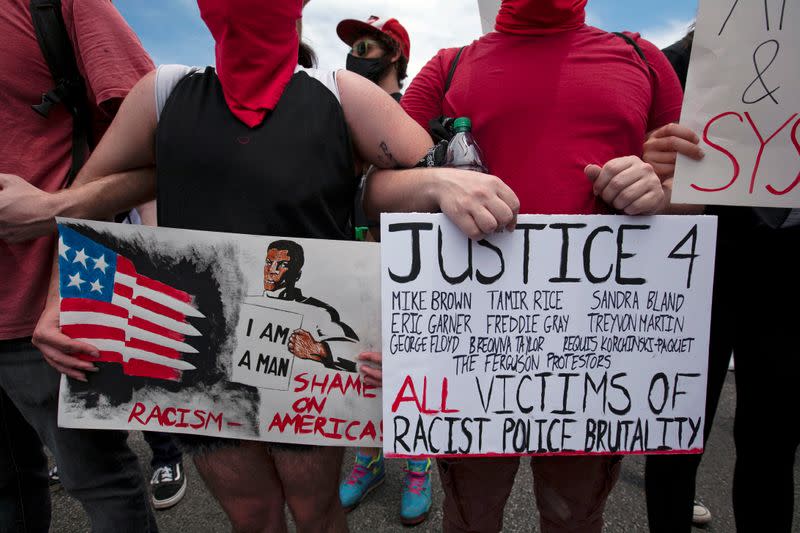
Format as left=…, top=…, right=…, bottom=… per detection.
left=0, top=1, right=156, bottom=531
left=365, top=0, right=683, bottom=531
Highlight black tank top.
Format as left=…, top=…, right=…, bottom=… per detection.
left=156, top=67, right=356, bottom=240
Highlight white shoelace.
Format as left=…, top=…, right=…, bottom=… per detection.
left=151, top=464, right=179, bottom=484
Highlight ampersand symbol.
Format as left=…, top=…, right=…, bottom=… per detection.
left=742, top=39, right=781, bottom=105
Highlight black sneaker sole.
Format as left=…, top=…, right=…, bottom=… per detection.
left=152, top=479, right=187, bottom=510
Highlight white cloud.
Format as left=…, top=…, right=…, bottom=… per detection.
left=639, top=18, right=694, bottom=49
left=119, top=0, right=484, bottom=83
left=127, top=1, right=695, bottom=87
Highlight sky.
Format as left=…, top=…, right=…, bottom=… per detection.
left=115, top=0, right=699, bottom=84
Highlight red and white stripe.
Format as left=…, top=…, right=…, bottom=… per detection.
left=60, top=257, right=204, bottom=381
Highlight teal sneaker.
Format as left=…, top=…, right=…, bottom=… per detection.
left=400, top=458, right=432, bottom=526
left=339, top=452, right=385, bottom=512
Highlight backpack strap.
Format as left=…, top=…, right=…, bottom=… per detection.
left=29, top=0, right=92, bottom=186
left=613, top=32, right=653, bottom=73
left=425, top=47, right=468, bottom=144
left=444, top=46, right=466, bottom=95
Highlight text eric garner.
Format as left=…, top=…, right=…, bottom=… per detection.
left=381, top=213, right=717, bottom=458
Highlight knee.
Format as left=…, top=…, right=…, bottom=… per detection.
left=288, top=491, right=343, bottom=532
left=537, top=485, right=608, bottom=533
left=224, top=498, right=285, bottom=533
left=534, top=457, right=619, bottom=533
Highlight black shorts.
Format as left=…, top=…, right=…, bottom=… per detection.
left=174, top=434, right=313, bottom=456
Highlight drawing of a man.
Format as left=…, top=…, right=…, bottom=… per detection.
left=262, top=240, right=358, bottom=373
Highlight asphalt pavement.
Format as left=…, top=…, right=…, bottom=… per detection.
left=49, top=372, right=800, bottom=532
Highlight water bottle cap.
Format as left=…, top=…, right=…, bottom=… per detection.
left=354, top=226, right=369, bottom=241
left=453, top=117, right=472, bottom=132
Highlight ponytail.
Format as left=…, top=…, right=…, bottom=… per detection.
left=298, top=42, right=317, bottom=68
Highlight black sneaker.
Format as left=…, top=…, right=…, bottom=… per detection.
left=150, top=462, right=187, bottom=510
left=692, top=499, right=712, bottom=526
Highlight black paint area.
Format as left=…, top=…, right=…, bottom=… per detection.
left=63, top=222, right=260, bottom=436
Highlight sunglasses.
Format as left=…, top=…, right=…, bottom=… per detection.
left=351, top=39, right=384, bottom=58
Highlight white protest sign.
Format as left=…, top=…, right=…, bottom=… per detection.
left=477, top=0, right=501, bottom=34
left=230, top=301, right=302, bottom=390
left=672, top=0, right=800, bottom=207
left=56, top=219, right=382, bottom=447
left=381, top=213, right=716, bottom=458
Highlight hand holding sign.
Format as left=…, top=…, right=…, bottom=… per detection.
left=585, top=156, right=666, bottom=215
left=357, top=351, right=383, bottom=388
left=33, top=300, right=100, bottom=382
left=643, top=124, right=705, bottom=180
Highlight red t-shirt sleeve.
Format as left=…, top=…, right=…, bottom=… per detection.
left=68, top=0, right=154, bottom=118
left=637, top=37, right=684, bottom=131
left=401, top=48, right=460, bottom=131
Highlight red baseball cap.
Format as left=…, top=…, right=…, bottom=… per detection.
left=337, top=16, right=410, bottom=61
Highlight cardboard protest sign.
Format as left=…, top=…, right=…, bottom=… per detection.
left=672, top=0, right=800, bottom=207
left=56, top=219, right=381, bottom=447
left=381, top=214, right=716, bottom=458
left=477, top=0, right=501, bottom=34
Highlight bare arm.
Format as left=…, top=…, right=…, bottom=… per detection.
left=63, top=70, right=158, bottom=212
left=337, top=69, right=431, bottom=169
left=365, top=166, right=520, bottom=240
left=32, top=71, right=160, bottom=379
left=336, top=71, right=520, bottom=239
left=0, top=72, right=157, bottom=242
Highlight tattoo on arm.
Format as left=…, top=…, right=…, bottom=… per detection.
left=378, top=141, right=399, bottom=168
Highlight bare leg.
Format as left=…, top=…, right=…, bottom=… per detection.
left=357, top=447, right=380, bottom=458
left=274, top=446, right=347, bottom=533
left=194, top=442, right=288, bottom=533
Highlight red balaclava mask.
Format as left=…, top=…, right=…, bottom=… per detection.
left=495, top=0, right=588, bottom=35
left=197, top=0, right=303, bottom=128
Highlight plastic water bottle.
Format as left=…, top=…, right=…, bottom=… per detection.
left=445, top=117, right=488, bottom=173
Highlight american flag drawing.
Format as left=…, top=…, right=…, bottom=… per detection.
left=58, top=226, right=205, bottom=381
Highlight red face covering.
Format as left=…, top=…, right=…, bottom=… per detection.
left=495, top=0, right=587, bottom=35
left=197, top=0, right=302, bottom=128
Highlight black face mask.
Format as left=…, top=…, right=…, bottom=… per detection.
left=346, top=53, right=392, bottom=83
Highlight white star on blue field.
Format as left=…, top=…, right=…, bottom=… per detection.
left=58, top=227, right=118, bottom=302
left=115, top=0, right=698, bottom=84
